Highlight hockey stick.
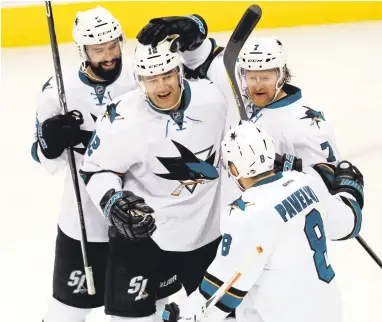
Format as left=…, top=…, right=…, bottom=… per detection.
left=191, top=246, right=264, bottom=321
left=355, top=235, right=382, bottom=268
left=222, top=4, right=382, bottom=270
left=45, top=1, right=96, bottom=294
left=223, top=4, right=262, bottom=121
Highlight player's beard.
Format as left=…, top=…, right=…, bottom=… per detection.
left=90, top=57, right=122, bottom=82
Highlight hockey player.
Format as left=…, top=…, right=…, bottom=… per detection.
left=32, top=7, right=178, bottom=322
left=137, top=16, right=340, bottom=167
left=79, top=37, right=228, bottom=322
left=161, top=122, right=364, bottom=322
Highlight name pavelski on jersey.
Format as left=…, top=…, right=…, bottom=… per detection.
left=154, top=140, right=218, bottom=196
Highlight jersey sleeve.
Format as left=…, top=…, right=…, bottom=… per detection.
left=32, top=76, right=68, bottom=174
left=293, top=113, right=340, bottom=166
left=179, top=204, right=278, bottom=320
left=80, top=101, right=142, bottom=214
left=307, top=171, right=362, bottom=241
left=182, top=40, right=240, bottom=134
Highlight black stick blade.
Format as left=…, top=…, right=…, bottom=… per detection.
left=224, top=4, right=262, bottom=120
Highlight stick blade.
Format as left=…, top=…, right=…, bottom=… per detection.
left=223, top=4, right=262, bottom=120
left=224, top=4, right=262, bottom=67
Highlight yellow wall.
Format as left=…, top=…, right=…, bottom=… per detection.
left=2, top=1, right=382, bottom=48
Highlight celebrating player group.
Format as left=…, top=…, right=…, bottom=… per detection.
left=33, top=4, right=365, bottom=322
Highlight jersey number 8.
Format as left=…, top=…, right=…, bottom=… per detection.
left=304, top=209, right=335, bottom=283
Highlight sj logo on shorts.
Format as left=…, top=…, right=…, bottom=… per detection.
left=67, top=270, right=88, bottom=294
left=128, top=275, right=149, bottom=301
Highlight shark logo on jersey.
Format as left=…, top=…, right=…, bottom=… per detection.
left=155, top=140, right=219, bottom=196
left=101, top=100, right=124, bottom=123
left=42, top=76, right=53, bottom=92
left=300, top=106, right=325, bottom=128
left=228, top=197, right=255, bottom=215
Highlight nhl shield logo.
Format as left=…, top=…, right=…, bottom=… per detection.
left=172, top=111, right=182, bottom=122
left=95, top=85, right=105, bottom=95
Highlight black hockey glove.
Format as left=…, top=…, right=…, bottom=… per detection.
left=100, top=189, right=156, bottom=241
left=137, top=15, right=208, bottom=52
left=37, top=110, right=83, bottom=159
left=162, top=302, right=180, bottom=322
left=274, top=153, right=303, bottom=172
left=314, top=161, right=364, bottom=208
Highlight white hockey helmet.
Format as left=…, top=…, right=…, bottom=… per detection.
left=72, top=6, right=124, bottom=70
left=133, top=38, right=185, bottom=110
left=237, top=36, right=287, bottom=104
left=133, top=38, right=183, bottom=76
left=221, top=122, right=275, bottom=189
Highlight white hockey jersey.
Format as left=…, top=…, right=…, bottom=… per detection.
left=179, top=170, right=362, bottom=322
left=32, top=58, right=137, bottom=242
left=80, top=79, right=227, bottom=251
left=182, top=40, right=340, bottom=203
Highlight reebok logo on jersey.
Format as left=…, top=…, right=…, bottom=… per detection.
left=155, top=140, right=218, bottom=196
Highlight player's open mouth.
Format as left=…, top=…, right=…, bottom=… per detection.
left=102, top=61, right=115, bottom=68
left=158, top=92, right=171, bottom=99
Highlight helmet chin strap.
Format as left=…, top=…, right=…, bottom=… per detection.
left=229, top=169, right=246, bottom=192
left=243, top=66, right=286, bottom=108
left=269, top=76, right=285, bottom=105
left=79, top=37, right=124, bottom=82
left=139, top=70, right=185, bottom=112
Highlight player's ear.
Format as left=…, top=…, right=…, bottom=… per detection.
left=228, top=161, right=239, bottom=176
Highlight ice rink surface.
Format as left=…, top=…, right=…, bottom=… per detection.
left=1, top=21, right=382, bottom=322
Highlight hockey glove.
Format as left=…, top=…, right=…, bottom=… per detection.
left=162, top=302, right=180, bottom=322
left=100, top=189, right=156, bottom=241
left=274, top=153, right=303, bottom=172
left=37, top=110, right=83, bottom=159
left=137, top=15, right=208, bottom=52
left=314, top=161, right=364, bottom=208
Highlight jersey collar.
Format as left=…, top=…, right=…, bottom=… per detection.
left=252, top=171, right=283, bottom=187
left=263, top=84, right=302, bottom=109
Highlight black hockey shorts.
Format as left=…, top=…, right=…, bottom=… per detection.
left=105, top=226, right=221, bottom=317
left=52, top=226, right=109, bottom=308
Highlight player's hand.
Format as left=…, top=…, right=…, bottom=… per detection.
left=314, top=161, right=364, bottom=208
left=100, top=189, right=156, bottom=240
left=162, top=302, right=180, bottom=322
left=137, top=15, right=207, bottom=52
left=274, top=153, right=302, bottom=172
left=38, top=110, right=84, bottom=159
left=332, top=161, right=364, bottom=208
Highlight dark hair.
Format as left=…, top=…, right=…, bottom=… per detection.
left=283, top=65, right=292, bottom=84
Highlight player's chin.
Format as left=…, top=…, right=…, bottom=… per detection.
left=251, top=94, right=270, bottom=107
left=155, top=93, right=174, bottom=108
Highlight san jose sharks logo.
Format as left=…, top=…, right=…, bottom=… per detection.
left=42, top=76, right=53, bottom=92
left=155, top=140, right=219, bottom=196
left=300, top=106, right=325, bottom=128
left=228, top=196, right=255, bottom=215
left=101, top=101, right=124, bottom=123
